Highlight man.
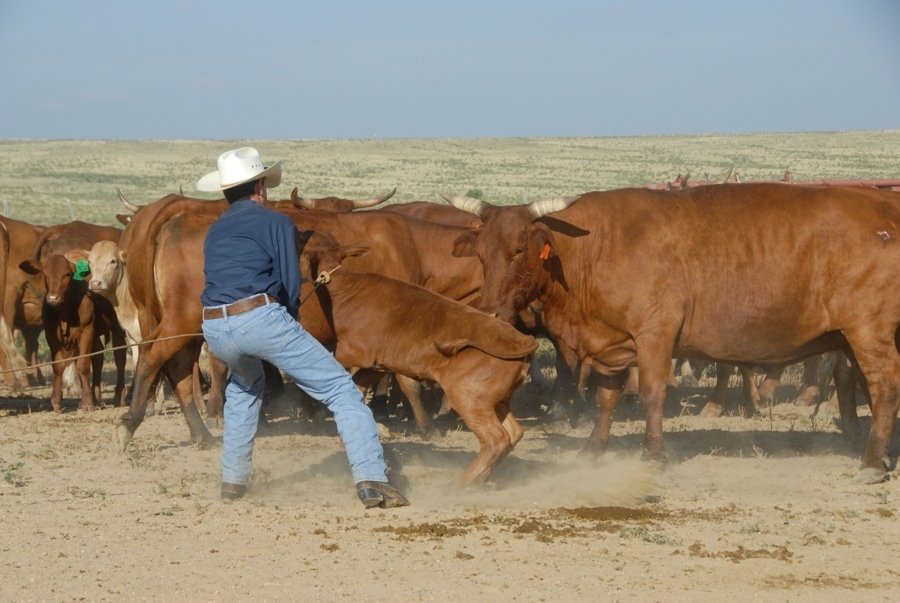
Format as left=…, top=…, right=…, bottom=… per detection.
left=197, top=147, right=408, bottom=508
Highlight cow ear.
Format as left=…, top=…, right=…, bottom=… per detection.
left=531, top=223, right=557, bottom=260
left=452, top=229, right=480, bottom=258
left=64, top=250, right=89, bottom=264
left=19, top=259, right=42, bottom=275
left=115, top=214, right=132, bottom=225
left=340, top=241, right=373, bottom=260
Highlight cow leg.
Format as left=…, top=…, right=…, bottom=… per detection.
left=528, top=358, right=551, bottom=392
left=498, top=399, right=524, bottom=447
left=110, top=327, right=128, bottom=406
left=581, top=371, right=629, bottom=456
left=48, top=356, right=67, bottom=412
left=844, top=334, right=900, bottom=484
left=192, top=360, right=205, bottom=416
left=635, top=342, right=678, bottom=464
left=204, top=351, right=228, bottom=426
left=89, top=338, right=105, bottom=408
left=623, top=366, right=639, bottom=396
left=0, top=318, right=25, bottom=392
left=484, top=399, right=523, bottom=476
left=162, top=341, right=216, bottom=448
left=385, top=374, right=404, bottom=417
left=117, top=333, right=213, bottom=451
left=76, top=351, right=96, bottom=411
left=393, top=374, right=440, bottom=440
left=832, top=352, right=862, bottom=441
left=445, top=388, right=512, bottom=488
left=699, top=362, right=736, bottom=417
left=738, top=366, right=761, bottom=417
left=545, top=343, right=585, bottom=427
left=22, top=326, right=43, bottom=387
left=366, top=373, right=391, bottom=421
left=756, top=366, right=784, bottom=410
left=796, top=356, right=821, bottom=407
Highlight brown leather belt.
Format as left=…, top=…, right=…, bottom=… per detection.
left=202, top=294, right=277, bottom=320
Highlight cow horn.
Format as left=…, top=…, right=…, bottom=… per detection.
left=117, top=188, right=140, bottom=213
left=351, top=187, right=396, bottom=209
left=291, top=187, right=316, bottom=209
left=719, top=165, right=734, bottom=184
left=440, top=193, right=486, bottom=217
left=526, top=196, right=580, bottom=218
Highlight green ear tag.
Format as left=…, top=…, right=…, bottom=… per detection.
left=73, top=259, right=90, bottom=281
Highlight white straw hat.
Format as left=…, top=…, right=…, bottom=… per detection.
left=196, top=147, right=282, bottom=192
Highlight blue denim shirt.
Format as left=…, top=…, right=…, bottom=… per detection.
left=201, top=199, right=301, bottom=318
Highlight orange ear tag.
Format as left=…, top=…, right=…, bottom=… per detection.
left=539, top=243, right=551, bottom=260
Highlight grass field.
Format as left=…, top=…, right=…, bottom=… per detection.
left=0, top=130, right=898, bottom=226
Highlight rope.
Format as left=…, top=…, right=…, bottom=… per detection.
left=0, top=265, right=343, bottom=378
left=0, top=332, right=203, bottom=376
left=299, top=265, right=341, bottom=307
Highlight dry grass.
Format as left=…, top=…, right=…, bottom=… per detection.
left=1, top=130, right=898, bottom=226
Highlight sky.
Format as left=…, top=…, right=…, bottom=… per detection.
left=0, top=0, right=898, bottom=140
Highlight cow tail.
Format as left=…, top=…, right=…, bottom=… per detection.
left=434, top=337, right=539, bottom=359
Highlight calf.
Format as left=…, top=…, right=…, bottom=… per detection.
left=19, top=253, right=126, bottom=411
left=70, top=240, right=173, bottom=415
left=299, top=230, right=538, bottom=487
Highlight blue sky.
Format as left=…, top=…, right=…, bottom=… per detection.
left=1, top=0, right=897, bottom=140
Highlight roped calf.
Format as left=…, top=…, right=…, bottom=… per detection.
left=299, top=230, right=538, bottom=487
left=19, top=253, right=126, bottom=411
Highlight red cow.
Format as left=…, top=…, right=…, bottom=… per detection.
left=299, top=229, right=538, bottom=486
left=0, top=216, right=46, bottom=390
left=19, top=253, right=126, bottom=411
left=447, top=183, right=900, bottom=485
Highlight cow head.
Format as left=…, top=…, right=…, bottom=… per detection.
left=297, top=230, right=372, bottom=281
left=444, top=193, right=579, bottom=324
left=19, top=253, right=84, bottom=308
left=67, top=240, right=125, bottom=296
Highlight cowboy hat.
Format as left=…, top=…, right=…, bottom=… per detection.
left=196, top=147, right=282, bottom=192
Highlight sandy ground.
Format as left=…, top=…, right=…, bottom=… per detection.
left=1, top=364, right=898, bottom=603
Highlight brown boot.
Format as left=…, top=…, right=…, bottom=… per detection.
left=356, top=481, right=410, bottom=508
left=221, top=482, right=247, bottom=501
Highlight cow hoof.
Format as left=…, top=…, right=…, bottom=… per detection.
left=115, top=424, right=133, bottom=452
left=699, top=402, right=723, bottom=418
left=418, top=426, right=443, bottom=441
left=204, top=417, right=222, bottom=429
left=545, top=419, right=571, bottom=434
left=854, top=467, right=887, bottom=485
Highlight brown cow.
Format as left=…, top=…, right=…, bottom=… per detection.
left=0, top=216, right=46, bottom=390
left=19, top=253, right=126, bottom=411
left=299, top=229, right=538, bottom=486
left=0, top=221, right=27, bottom=390
left=447, top=183, right=900, bottom=485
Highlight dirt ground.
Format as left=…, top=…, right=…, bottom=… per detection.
left=1, top=362, right=898, bottom=603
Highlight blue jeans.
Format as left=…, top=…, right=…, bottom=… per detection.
left=201, top=297, right=387, bottom=486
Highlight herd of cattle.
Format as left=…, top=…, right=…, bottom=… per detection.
left=1, top=181, right=899, bottom=487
